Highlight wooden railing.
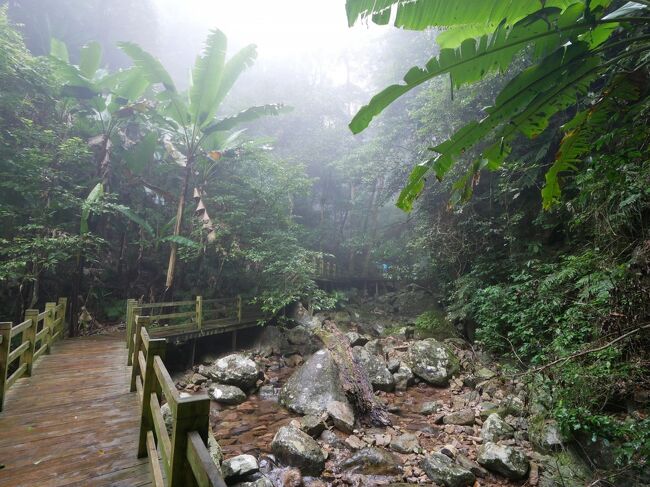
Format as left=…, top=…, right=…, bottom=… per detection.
left=0, top=297, right=67, bottom=411
left=125, top=296, right=265, bottom=363
left=130, top=316, right=225, bottom=487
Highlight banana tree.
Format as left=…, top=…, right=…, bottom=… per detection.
left=119, top=30, right=289, bottom=290
left=345, top=0, right=650, bottom=210
left=50, top=39, right=149, bottom=191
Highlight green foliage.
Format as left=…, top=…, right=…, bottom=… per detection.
left=414, top=309, right=457, bottom=340
left=346, top=0, right=650, bottom=210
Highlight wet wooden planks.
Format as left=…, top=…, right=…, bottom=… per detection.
left=0, top=334, right=152, bottom=487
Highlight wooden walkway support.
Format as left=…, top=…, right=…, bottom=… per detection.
left=0, top=334, right=152, bottom=486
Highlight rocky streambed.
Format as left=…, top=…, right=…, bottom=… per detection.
left=168, top=303, right=588, bottom=486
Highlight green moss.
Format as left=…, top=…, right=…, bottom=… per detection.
left=414, top=310, right=459, bottom=340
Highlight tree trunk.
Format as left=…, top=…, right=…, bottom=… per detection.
left=316, top=320, right=391, bottom=427
left=165, top=157, right=193, bottom=290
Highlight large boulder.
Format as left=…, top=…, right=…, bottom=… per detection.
left=271, top=426, right=326, bottom=476
left=202, top=354, right=259, bottom=390
left=420, top=453, right=476, bottom=487
left=339, top=447, right=402, bottom=475
left=481, top=413, right=515, bottom=442
left=477, top=442, right=529, bottom=480
left=405, top=339, right=460, bottom=386
left=352, top=346, right=395, bottom=392
left=393, top=364, right=415, bottom=391
left=209, top=384, right=247, bottom=405
left=279, top=349, right=350, bottom=415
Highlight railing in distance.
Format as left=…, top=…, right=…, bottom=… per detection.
left=0, top=297, right=67, bottom=411
left=130, top=316, right=225, bottom=487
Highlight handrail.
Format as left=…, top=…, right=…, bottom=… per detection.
left=0, top=297, right=67, bottom=411
left=125, top=295, right=252, bottom=363
left=129, top=318, right=225, bottom=487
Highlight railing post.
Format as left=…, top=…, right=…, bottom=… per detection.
left=44, top=302, right=56, bottom=354
left=169, top=395, right=211, bottom=487
left=130, top=316, right=149, bottom=392
left=57, top=297, right=67, bottom=338
left=0, top=322, right=11, bottom=412
left=196, top=296, right=203, bottom=330
left=126, top=299, right=136, bottom=350
left=236, top=295, right=242, bottom=323
left=138, top=338, right=166, bottom=458
left=23, top=309, right=38, bottom=377
left=128, top=306, right=141, bottom=367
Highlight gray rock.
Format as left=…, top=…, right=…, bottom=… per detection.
left=232, top=478, right=273, bottom=487
left=160, top=402, right=173, bottom=436
left=387, top=358, right=401, bottom=373
left=530, top=420, right=564, bottom=451
left=477, top=401, right=499, bottom=419
left=271, top=426, right=326, bottom=476
left=209, top=384, right=247, bottom=405
left=405, top=339, right=460, bottom=386
left=326, top=400, right=355, bottom=434
left=353, top=346, right=394, bottom=392
left=420, top=401, right=440, bottom=415
left=222, top=454, right=259, bottom=482
left=258, top=384, right=278, bottom=401
left=455, top=453, right=488, bottom=478
left=340, top=447, right=402, bottom=475
left=443, top=409, right=475, bottom=426
left=204, top=354, right=259, bottom=390
left=420, top=452, right=476, bottom=487
left=390, top=433, right=420, bottom=454
left=287, top=302, right=321, bottom=329
left=300, top=415, right=326, bottom=438
left=481, top=413, right=515, bottom=442
left=477, top=442, right=529, bottom=480
left=208, top=431, right=223, bottom=471
left=346, top=331, right=368, bottom=347
left=364, top=339, right=384, bottom=357
left=279, top=349, right=350, bottom=416
left=190, top=372, right=208, bottom=385
left=393, top=364, right=415, bottom=391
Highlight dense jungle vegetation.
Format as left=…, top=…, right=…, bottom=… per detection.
left=0, top=0, right=648, bottom=481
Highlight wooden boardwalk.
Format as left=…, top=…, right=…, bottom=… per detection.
left=0, top=334, right=152, bottom=487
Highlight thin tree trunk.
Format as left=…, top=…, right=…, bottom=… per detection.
left=165, top=157, right=193, bottom=290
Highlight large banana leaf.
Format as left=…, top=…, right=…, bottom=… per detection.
left=79, top=41, right=102, bottom=79
left=396, top=42, right=602, bottom=210
left=80, top=183, right=103, bottom=234
left=203, top=104, right=291, bottom=135
left=211, top=44, right=257, bottom=120
left=349, top=5, right=595, bottom=134
left=345, top=0, right=591, bottom=30
left=118, top=42, right=176, bottom=93
left=189, top=29, right=227, bottom=127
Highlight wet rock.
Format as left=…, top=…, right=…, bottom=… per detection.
left=258, top=384, right=278, bottom=401
left=319, top=429, right=344, bottom=448
left=160, top=402, right=173, bottom=436
left=345, top=435, right=366, bottom=450
left=300, top=414, right=326, bottom=438
left=393, top=364, right=415, bottom=391
left=420, top=401, right=440, bottom=415
left=209, top=384, right=247, bottom=405
left=530, top=420, right=563, bottom=451
left=339, top=447, right=402, bottom=475
left=204, top=354, right=260, bottom=390
left=326, top=400, right=355, bottom=434
left=442, top=409, right=475, bottom=426
left=390, top=433, right=420, bottom=453
left=271, top=426, right=326, bottom=476
left=190, top=372, right=208, bottom=385
left=208, top=431, right=223, bottom=471
left=420, top=452, right=476, bottom=487
left=405, top=339, right=460, bottom=386
left=222, top=454, right=259, bottom=482
left=387, top=358, right=401, bottom=373
left=279, top=349, right=350, bottom=416
left=481, top=413, right=515, bottom=442
left=232, top=478, right=273, bottom=487
left=477, top=442, right=529, bottom=480
left=364, top=339, right=384, bottom=357
left=352, top=346, right=394, bottom=392
left=455, top=453, right=488, bottom=478
left=346, top=331, right=368, bottom=347
left=477, top=401, right=499, bottom=419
